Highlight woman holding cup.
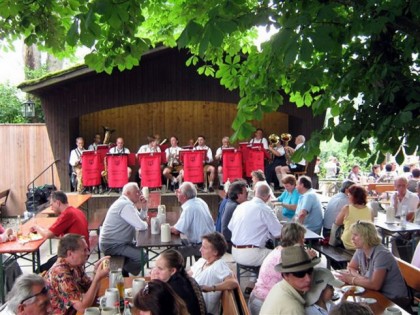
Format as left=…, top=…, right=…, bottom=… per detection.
left=150, top=249, right=206, bottom=315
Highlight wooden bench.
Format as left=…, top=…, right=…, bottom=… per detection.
left=0, top=189, right=10, bottom=216
left=396, top=257, right=420, bottom=305
left=221, top=286, right=250, bottom=315
left=312, top=243, right=354, bottom=269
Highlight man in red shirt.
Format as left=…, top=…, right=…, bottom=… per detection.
left=31, top=190, right=89, bottom=270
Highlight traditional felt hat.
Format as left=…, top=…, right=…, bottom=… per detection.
left=275, top=246, right=320, bottom=273
left=305, top=268, right=344, bottom=306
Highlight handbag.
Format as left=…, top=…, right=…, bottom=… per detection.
left=328, top=223, right=344, bottom=247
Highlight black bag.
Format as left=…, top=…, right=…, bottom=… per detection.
left=329, top=223, right=344, bottom=247
left=25, top=184, right=56, bottom=212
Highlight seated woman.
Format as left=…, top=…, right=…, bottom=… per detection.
left=133, top=279, right=189, bottom=315
left=336, top=221, right=408, bottom=303
left=248, top=222, right=316, bottom=315
left=189, top=232, right=238, bottom=315
left=335, top=185, right=373, bottom=250
left=150, top=249, right=206, bottom=315
left=277, top=175, right=301, bottom=221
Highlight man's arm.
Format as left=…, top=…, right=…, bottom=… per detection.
left=30, top=225, right=55, bottom=239
left=298, top=209, right=308, bottom=224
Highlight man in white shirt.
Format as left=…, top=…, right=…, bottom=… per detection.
left=137, top=136, right=161, bottom=181
left=69, top=137, right=85, bottom=193
left=163, top=136, right=183, bottom=188
left=99, top=182, right=148, bottom=275
left=171, top=182, right=215, bottom=258
left=228, top=183, right=282, bottom=266
left=108, top=137, right=132, bottom=179
left=87, top=133, right=102, bottom=151
left=249, top=128, right=269, bottom=150
left=276, top=135, right=307, bottom=184
left=195, top=136, right=216, bottom=192
left=215, top=136, right=233, bottom=187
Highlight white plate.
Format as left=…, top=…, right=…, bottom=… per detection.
left=341, top=285, right=365, bottom=294
left=363, top=297, right=377, bottom=304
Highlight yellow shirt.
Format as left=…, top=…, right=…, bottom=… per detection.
left=342, top=204, right=372, bottom=250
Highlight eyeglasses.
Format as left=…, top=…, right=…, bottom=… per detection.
left=20, top=286, right=48, bottom=305
left=291, top=268, right=314, bottom=278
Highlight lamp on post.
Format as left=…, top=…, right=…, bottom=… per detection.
left=22, top=100, right=35, bottom=118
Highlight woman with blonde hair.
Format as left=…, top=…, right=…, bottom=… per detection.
left=336, top=221, right=408, bottom=304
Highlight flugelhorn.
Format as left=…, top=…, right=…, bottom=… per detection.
left=268, top=134, right=280, bottom=147
left=280, top=133, right=292, bottom=146
left=102, top=126, right=116, bottom=145
left=281, top=133, right=293, bottom=164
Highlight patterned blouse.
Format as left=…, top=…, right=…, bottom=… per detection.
left=44, top=257, right=92, bottom=314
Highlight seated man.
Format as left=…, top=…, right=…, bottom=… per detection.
left=0, top=274, right=50, bottom=315
left=249, top=128, right=269, bottom=150
left=295, top=176, right=323, bottom=235
left=162, top=136, right=183, bottom=189
left=195, top=136, right=215, bottom=192
left=69, top=137, right=85, bottom=193
left=276, top=135, right=306, bottom=183
left=377, top=163, right=397, bottom=183
left=108, top=137, right=132, bottom=179
left=214, top=136, right=233, bottom=187
left=347, top=164, right=361, bottom=183
left=87, top=133, right=102, bottom=151
left=228, top=183, right=282, bottom=266
left=45, top=234, right=109, bottom=314
left=99, top=182, right=148, bottom=275
left=137, top=136, right=161, bottom=180
left=170, top=182, right=215, bottom=259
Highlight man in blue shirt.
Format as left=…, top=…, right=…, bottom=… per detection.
left=296, top=176, right=323, bottom=235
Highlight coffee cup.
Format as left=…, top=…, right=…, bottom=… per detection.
left=384, top=307, right=402, bottom=315
left=132, top=278, right=147, bottom=297
left=101, top=307, right=116, bottom=315
left=100, top=288, right=119, bottom=308
left=84, top=307, right=100, bottom=315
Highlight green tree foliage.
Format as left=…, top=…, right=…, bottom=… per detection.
left=1, top=0, right=419, bottom=163
left=0, top=83, right=26, bottom=123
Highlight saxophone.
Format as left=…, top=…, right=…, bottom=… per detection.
left=101, top=155, right=108, bottom=184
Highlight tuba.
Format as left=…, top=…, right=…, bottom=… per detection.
left=281, top=133, right=293, bottom=164
left=102, top=126, right=116, bottom=145
left=268, top=134, right=280, bottom=147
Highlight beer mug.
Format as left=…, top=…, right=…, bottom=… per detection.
left=84, top=307, right=100, bottom=315
left=101, top=307, right=115, bottom=315
left=99, top=288, right=119, bottom=308
left=132, top=278, right=147, bottom=297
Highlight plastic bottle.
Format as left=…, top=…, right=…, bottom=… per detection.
left=123, top=300, right=131, bottom=315
left=114, top=301, right=121, bottom=314
left=401, top=205, right=408, bottom=228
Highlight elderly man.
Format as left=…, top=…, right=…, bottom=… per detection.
left=45, top=234, right=109, bottom=314
left=69, top=136, right=85, bottom=193
left=228, top=183, right=282, bottom=266
left=108, top=137, right=132, bottom=179
left=99, top=182, right=148, bottom=275
left=195, top=136, right=216, bottom=192
left=295, top=176, right=323, bottom=235
left=0, top=274, right=50, bottom=315
left=221, top=180, right=248, bottom=250
left=171, top=182, right=215, bottom=258
left=276, top=135, right=306, bottom=185
left=260, top=246, right=321, bottom=314
left=31, top=190, right=89, bottom=271
left=323, top=180, right=355, bottom=237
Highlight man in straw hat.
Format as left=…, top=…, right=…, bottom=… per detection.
left=260, top=246, right=320, bottom=314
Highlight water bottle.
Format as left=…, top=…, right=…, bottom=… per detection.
left=123, top=300, right=131, bottom=315
left=401, top=205, right=408, bottom=228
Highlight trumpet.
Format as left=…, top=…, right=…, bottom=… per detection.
left=281, top=133, right=293, bottom=164
left=193, top=138, right=199, bottom=147
left=159, top=138, right=167, bottom=146
left=102, top=126, right=116, bottom=145
left=268, top=134, right=280, bottom=147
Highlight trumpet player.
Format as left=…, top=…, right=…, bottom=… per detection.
left=215, top=136, right=233, bottom=187
left=163, top=136, right=183, bottom=189
left=109, top=137, right=132, bottom=178
left=249, top=128, right=269, bottom=150
left=276, top=135, right=307, bottom=186
left=69, top=137, right=85, bottom=193
left=265, top=136, right=288, bottom=189
left=195, top=135, right=216, bottom=192
left=137, top=136, right=161, bottom=180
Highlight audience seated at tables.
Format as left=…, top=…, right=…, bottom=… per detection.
left=260, top=246, right=321, bottom=314
left=295, top=176, right=324, bottom=235
left=347, top=164, right=361, bottom=183
left=170, top=182, right=215, bottom=260
left=367, top=164, right=381, bottom=182
left=100, top=182, right=148, bottom=276
left=304, top=268, right=344, bottom=315
left=248, top=223, right=316, bottom=315
left=377, top=163, right=397, bottom=183
left=335, top=185, right=373, bottom=250
left=133, top=279, right=189, bottom=315
left=0, top=223, right=22, bottom=294
left=44, top=234, right=109, bottom=314
left=407, top=168, right=420, bottom=193
left=150, top=249, right=207, bottom=315
left=276, top=175, right=301, bottom=222
left=323, top=180, right=354, bottom=238
left=31, top=190, right=89, bottom=272
left=189, top=232, right=238, bottom=315
left=329, top=301, right=374, bottom=315
left=335, top=221, right=409, bottom=307
left=228, top=183, right=282, bottom=266
left=0, top=274, right=50, bottom=315
left=221, top=180, right=248, bottom=251
left=249, top=170, right=276, bottom=200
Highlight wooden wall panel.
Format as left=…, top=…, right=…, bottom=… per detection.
left=0, top=124, right=61, bottom=216
left=79, top=101, right=289, bottom=151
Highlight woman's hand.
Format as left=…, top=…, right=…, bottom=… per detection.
left=200, top=285, right=215, bottom=293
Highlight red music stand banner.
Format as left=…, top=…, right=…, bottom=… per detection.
left=82, top=152, right=101, bottom=186
left=127, top=153, right=136, bottom=166
left=107, top=154, right=128, bottom=188
left=222, top=150, right=243, bottom=183
left=139, top=153, right=162, bottom=188
left=245, top=149, right=265, bottom=177
left=181, top=150, right=205, bottom=183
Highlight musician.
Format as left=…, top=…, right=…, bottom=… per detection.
left=249, top=128, right=269, bottom=150
left=276, top=135, right=306, bottom=185
left=215, top=136, right=234, bottom=187
left=137, top=136, right=161, bottom=180
left=69, top=137, right=85, bottom=193
left=265, top=140, right=287, bottom=189
left=195, top=136, right=216, bottom=192
left=163, top=136, right=183, bottom=188
left=108, top=137, right=132, bottom=178
left=88, top=133, right=101, bottom=151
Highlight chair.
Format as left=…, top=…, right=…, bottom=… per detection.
left=236, top=263, right=260, bottom=285
left=294, top=164, right=308, bottom=179
left=395, top=257, right=420, bottom=306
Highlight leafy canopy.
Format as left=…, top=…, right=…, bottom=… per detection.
left=1, top=0, right=419, bottom=163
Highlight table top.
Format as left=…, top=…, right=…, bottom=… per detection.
left=40, top=193, right=92, bottom=216
left=0, top=216, right=56, bottom=254
left=304, top=229, right=323, bottom=240
left=374, top=212, right=420, bottom=233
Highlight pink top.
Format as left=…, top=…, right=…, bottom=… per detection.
left=253, top=247, right=283, bottom=300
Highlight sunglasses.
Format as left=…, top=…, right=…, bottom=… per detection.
left=20, top=286, right=48, bottom=304
left=291, top=268, right=314, bottom=278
